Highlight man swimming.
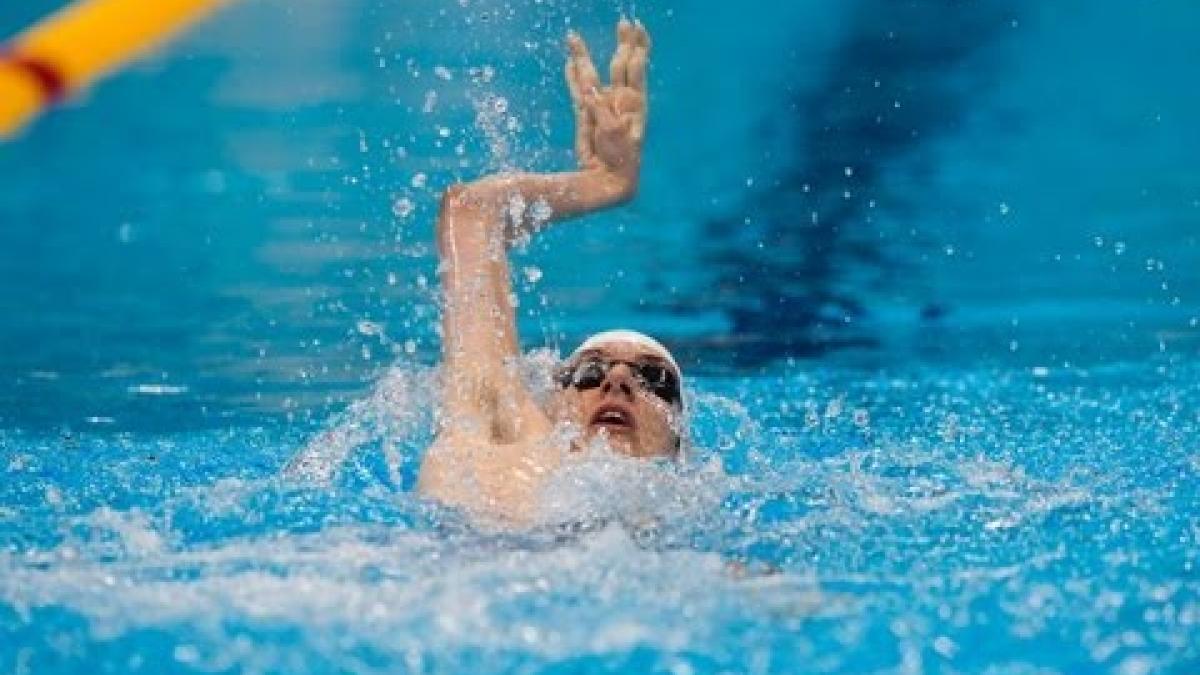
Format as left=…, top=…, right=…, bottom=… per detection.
left=417, top=19, right=683, bottom=522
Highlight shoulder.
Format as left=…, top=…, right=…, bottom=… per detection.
left=418, top=425, right=565, bottom=522
left=417, top=432, right=475, bottom=500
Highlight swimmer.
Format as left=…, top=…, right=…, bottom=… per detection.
left=418, top=19, right=682, bottom=522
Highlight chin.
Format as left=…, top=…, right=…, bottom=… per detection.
left=585, top=427, right=638, bottom=455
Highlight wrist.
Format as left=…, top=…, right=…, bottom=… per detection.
left=585, top=164, right=639, bottom=205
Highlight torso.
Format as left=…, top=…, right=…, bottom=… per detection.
left=419, top=409, right=564, bottom=523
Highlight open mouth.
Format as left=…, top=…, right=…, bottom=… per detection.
left=588, top=404, right=635, bottom=434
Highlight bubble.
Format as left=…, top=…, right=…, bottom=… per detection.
left=505, top=193, right=527, bottom=224
left=528, top=198, right=553, bottom=226
left=392, top=197, right=415, bottom=219
left=356, top=320, right=383, bottom=337
left=852, top=408, right=870, bottom=427
left=468, top=65, right=495, bottom=83
left=174, top=645, right=200, bottom=665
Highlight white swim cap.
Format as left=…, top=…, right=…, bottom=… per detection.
left=571, top=329, right=681, bottom=377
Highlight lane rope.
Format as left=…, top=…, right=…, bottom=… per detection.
left=1, top=52, right=67, bottom=103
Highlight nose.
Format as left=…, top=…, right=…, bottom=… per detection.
left=600, top=363, right=636, bottom=400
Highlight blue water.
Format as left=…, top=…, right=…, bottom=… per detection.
left=2, top=0, right=1199, bottom=672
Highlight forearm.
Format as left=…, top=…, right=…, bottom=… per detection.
left=433, top=165, right=633, bottom=405
left=450, top=168, right=636, bottom=245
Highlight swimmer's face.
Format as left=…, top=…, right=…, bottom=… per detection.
left=554, top=340, right=682, bottom=458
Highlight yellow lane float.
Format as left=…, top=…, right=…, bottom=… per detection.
left=0, top=0, right=229, bottom=138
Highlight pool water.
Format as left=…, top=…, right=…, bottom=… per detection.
left=2, top=0, right=1199, bottom=672
left=3, top=358, right=1199, bottom=672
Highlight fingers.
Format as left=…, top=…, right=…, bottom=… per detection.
left=575, top=92, right=597, bottom=167
left=626, top=20, right=650, bottom=93
left=586, top=91, right=620, bottom=130
left=565, top=38, right=596, bottom=168
left=626, top=21, right=649, bottom=143
left=564, top=51, right=583, bottom=106
left=609, top=18, right=634, bottom=87
left=566, top=31, right=602, bottom=95
left=566, top=19, right=651, bottom=165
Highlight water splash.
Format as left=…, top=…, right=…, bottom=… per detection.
left=6, top=359, right=1198, bottom=671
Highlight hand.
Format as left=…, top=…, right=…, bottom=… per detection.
left=444, top=19, right=650, bottom=224
left=565, top=18, right=650, bottom=192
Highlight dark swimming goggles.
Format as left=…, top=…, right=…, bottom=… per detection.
left=557, top=356, right=682, bottom=406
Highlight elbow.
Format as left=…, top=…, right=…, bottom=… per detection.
left=438, top=182, right=498, bottom=220
left=436, top=183, right=496, bottom=256
left=436, top=183, right=471, bottom=252
left=441, top=182, right=470, bottom=209
left=438, top=183, right=472, bottom=224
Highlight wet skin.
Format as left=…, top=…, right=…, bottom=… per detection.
left=555, top=341, right=681, bottom=460
left=417, top=20, right=659, bottom=523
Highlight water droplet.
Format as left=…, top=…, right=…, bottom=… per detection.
left=529, top=198, right=553, bottom=225
left=174, top=645, right=200, bottom=665
left=392, top=197, right=415, bottom=219
left=852, top=408, right=870, bottom=427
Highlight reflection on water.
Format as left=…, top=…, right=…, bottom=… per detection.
left=690, top=0, right=1022, bottom=364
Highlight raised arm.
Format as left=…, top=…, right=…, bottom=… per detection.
left=434, top=20, right=650, bottom=440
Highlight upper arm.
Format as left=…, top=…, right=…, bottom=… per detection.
left=435, top=184, right=542, bottom=441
